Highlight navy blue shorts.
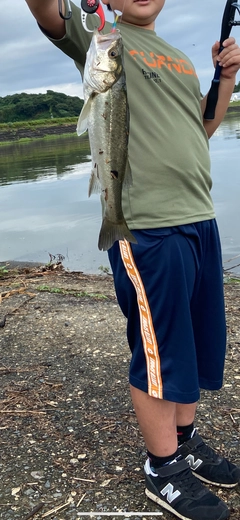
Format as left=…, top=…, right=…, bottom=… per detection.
left=108, top=220, right=226, bottom=404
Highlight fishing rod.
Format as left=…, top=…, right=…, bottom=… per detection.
left=204, top=0, right=240, bottom=120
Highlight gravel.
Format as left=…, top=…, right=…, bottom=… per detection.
left=0, top=266, right=239, bottom=519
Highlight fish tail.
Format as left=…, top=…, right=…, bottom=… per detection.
left=98, top=218, right=137, bottom=251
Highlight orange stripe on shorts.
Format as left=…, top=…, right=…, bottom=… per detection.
left=119, top=240, right=163, bottom=399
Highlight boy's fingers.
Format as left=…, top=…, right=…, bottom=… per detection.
left=222, top=36, right=236, bottom=47
left=218, top=43, right=239, bottom=60
left=218, top=49, right=240, bottom=68
left=212, top=38, right=237, bottom=57
left=212, top=41, right=220, bottom=61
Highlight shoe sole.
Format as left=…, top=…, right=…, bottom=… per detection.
left=145, top=488, right=230, bottom=520
left=145, top=488, right=190, bottom=520
left=193, top=471, right=239, bottom=489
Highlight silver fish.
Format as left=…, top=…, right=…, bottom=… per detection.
left=77, top=29, right=137, bottom=251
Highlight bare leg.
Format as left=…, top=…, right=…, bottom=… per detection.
left=130, top=385, right=177, bottom=456
left=130, top=385, right=198, bottom=457
left=176, top=403, right=197, bottom=427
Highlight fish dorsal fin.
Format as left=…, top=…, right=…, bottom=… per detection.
left=77, top=97, right=92, bottom=136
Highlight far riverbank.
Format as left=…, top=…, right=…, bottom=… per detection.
left=0, top=104, right=240, bottom=144
left=0, top=117, right=78, bottom=144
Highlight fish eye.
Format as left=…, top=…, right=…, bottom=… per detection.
left=109, top=50, right=117, bottom=58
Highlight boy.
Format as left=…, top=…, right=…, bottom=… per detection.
left=25, top=1, right=240, bottom=519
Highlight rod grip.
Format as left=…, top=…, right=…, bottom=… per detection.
left=203, top=80, right=221, bottom=120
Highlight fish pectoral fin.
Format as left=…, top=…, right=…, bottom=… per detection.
left=88, top=167, right=101, bottom=197
left=123, top=161, right=133, bottom=189
left=77, top=98, right=92, bottom=136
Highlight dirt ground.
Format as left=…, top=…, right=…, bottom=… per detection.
left=0, top=264, right=239, bottom=520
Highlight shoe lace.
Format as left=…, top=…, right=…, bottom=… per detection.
left=196, top=440, right=220, bottom=462
left=179, top=467, right=204, bottom=495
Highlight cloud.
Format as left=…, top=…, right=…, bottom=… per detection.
left=16, top=82, right=84, bottom=99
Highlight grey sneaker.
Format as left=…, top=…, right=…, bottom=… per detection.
left=178, top=431, right=240, bottom=488
left=144, top=457, right=230, bottom=520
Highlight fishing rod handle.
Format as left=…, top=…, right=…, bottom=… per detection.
left=204, top=0, right=237, bottom=120
left=203, top=77, right=221, bottom=120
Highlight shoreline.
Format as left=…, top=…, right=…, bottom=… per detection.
left=0, top=121, right=77, bottom=145
left=1, top=260, right=239, bottom=281
left=0, top=106, right=240, bottom=144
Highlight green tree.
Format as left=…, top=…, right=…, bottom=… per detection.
left=0, top=91, right=84, bottom=123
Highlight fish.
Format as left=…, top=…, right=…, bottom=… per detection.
left=77, top=29, right=137, bottom=251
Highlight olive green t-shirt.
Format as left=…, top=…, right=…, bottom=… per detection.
left=47, top=1, right=215, bottom=228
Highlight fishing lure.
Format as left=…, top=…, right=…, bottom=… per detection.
left=204, top=0, right=240, bottom=120
left=111, top=14, right=119, bottom=32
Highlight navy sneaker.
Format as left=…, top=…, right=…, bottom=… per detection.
left=178, top=430, right=240, bottom=488
left=144, top=457, right=230, bottom=520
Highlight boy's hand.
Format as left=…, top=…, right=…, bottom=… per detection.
left=212, top=37, right=240, bottom=79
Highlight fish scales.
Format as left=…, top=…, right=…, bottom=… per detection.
left=77, top=29, right=137, bottom=251
left=88, top=78, right=128, bottom=224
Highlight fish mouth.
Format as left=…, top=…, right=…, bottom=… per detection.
left=96, top=31, right=120, bottom=42
left=95, top=31, right=121, bottom=49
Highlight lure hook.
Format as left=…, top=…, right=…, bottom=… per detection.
left=58, top=0, right=72, bottom=20
left=81, top=0, right=105, bottom=32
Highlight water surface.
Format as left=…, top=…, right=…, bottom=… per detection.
left=0, top=118, right=239, bottom=274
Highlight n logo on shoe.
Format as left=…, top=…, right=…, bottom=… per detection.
left=185, top=454, right=203, bottom=471
left=160, top=483, right=181, bottom=504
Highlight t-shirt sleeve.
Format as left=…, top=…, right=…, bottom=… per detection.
left=39, top=0, right=98, bottom=76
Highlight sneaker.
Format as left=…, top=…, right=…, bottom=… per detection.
left=178, top=430, right=240, bottom=488
left=144, top=458, right=229, bottom=520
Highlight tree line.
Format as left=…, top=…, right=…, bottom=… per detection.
left=1, top=83, right=239, bottom=124
left=0, top=91, right=84, bottom=123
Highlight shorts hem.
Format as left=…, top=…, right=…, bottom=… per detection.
left=199, top=377, right=223, bottom=391
left=129, top=376, right=200, bottom=404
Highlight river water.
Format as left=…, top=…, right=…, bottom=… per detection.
left=0, top=116, right=240, bottom=274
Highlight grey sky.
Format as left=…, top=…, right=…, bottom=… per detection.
left=1, top=0, right=240, bottom=99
